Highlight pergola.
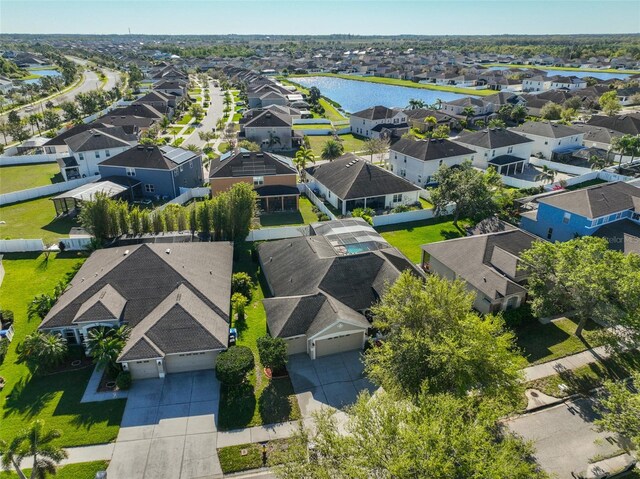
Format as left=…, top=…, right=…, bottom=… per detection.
left=51, top=177, right=141, bottom=216
left=255, top=185, right=299, bottom=213
left=489, top=155, right=528, bottom=176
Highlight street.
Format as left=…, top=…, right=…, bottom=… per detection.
left=181, top=79, right=225, bottom=149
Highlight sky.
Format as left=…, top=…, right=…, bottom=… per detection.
left=1, top=0, right=639, bottom=36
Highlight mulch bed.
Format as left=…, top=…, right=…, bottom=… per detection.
left=44, top=356, right=93, bottom=375
left=97, top=368, right=121, bottom=393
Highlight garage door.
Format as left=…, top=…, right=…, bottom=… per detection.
left=129, top=359, right=159, bottom=379
left=164, top=351, right=218, bottom=374
left=315, top=332, right=363, bottom=358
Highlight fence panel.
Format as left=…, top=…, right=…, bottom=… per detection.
left=300, top=184, right=336, bottom=220
left=0, top=153, right=59, bottom=166
left=529, top=157, right=592, bottom=176
left=0, top=176, right=95, bottom=205
left=0, top=239, right=45, bottom=253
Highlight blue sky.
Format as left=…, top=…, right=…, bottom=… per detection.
left=1, top=0, right=639, bottom=35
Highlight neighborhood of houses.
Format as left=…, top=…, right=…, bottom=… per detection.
left=1, top=40, right=640, bottom=479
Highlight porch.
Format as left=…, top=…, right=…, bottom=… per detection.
left=255, top=185, right=300, bottom=213
left=488, top=155, right=528, bottom=176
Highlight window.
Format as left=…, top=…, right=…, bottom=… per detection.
left=78, top=153, right=84, bottom=161
left=126, top=167, right=136, bottom=177
left=95, top=151, right=100, bottom=159
left=615, top=212, right=622, bottom=220
left=392, top=193, right=403, bottom=203
left=253, top=176, right=264, bottom=186
left=492, top=150, right=496, bottom=157
left=596, top=217, right=604, bottom=226
left=546, top=228, right=553, bottom=240
left=189, top=160, right=193, bottom=168
left=507, top=146, right=513, bottom=154
left=144, top=184, right=155, bottom=193
left=105, top=150, right=111, bottom=157
left=563, top=212, right=571, bottom=224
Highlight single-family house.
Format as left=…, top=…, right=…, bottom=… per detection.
left=452, top=128, right=533, bottom=174
left=240, top=110, right=297, bottom=151
left=422, top=228, right=539, bottom=314
left=44, top=122, right=111, bottom=156
left=389, top=138, right=476, bottom=186
left=349, top=105, right=408, bottom=139
left=209, top=150, right=299, bottom=212
left=548, top=75, right=588, bottom=91
left=98, top=145, right=203, bottom=199
left=39, top=243, right=232, bottom=379
left=440, top=97, right=494, bottom=123
left=511, top=121, right=584, bottom=160
left=306, top=153, right=421, bottom=215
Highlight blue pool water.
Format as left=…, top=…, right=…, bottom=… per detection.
left=23, top=69, right=63, bottom=84
left=293, top=76, right=476, bottom=113
left=488, top=66, right=631, bottom=81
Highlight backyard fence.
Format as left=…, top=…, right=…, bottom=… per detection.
left=154, top=187, right=211, bottom=212
left=0, top=153, right=59, bottom=166
left=0, top=237, right=91, bottom=253
left=299, top=184, right=337, bottom=220
left=529, top=157, right=593, bottom=176
left=0, top=176, right=95, bottom=206
left=371, top=203, right=455, bottom=227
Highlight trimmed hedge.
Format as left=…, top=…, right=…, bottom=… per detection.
left=116, top=371, right=132, bottom=390
left=216, top=346, right=254, bottom=385
left=256, top=336, right=288, bottom=372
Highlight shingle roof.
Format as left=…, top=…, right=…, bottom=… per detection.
left=99, top=145, right=197, bottom=170
left=587, top=114, right=640, bottom=136
left=305, top=155, right=420, bottom=200
left=43, top=123, right=110, bottom=147
left=391, top=138, right=476, bottom=161
left=454, top=128, right=533, bottom=149
left=537, top=181, right=640, bottom=219
left=108, top=104, right=164, bottom=120
left=593, top=219, right=640, bottom=255
left=512, top=121, right=582, bottom=138
left=209, top=151, right=296, bottom=179
left=351, top=105, right=400, bottom=120
left=243, top=110, right=291, bottom=128
left=64, top=128, right=134, bottom=153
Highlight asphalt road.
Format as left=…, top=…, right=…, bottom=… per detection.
left=182, top=80, right=225, bottom=149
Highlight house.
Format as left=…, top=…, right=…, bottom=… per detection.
left=349, top=105, right=408, bottom=139
left=59, top=127, right=137, bottom=180
left=519, top=181, right=640, bottom=243
left=422, top=228, right=539, bottom=314
left=240, top=110, right=297, bottom=151
left=389, top=138, right=476, bottom=187
left=209, top=150, right=299, bottom=212
left=548, top=75, right=588, bottom=91
left=587, top=113, right=640, bottom=137
left=439, top=97, right=494, bottom=123
left=259, top=218, right=422, bottom=359
left=522, top=75, right=550, bottom=92
left=98, top=145, right=204, bottom=199
left=511, top=121, right=584, bottom=160
left=39, top=243, right=233, bottom=379
left=403, top=108, right=457, bottom=131
left=44, top=122, right=111, bottom=156
left=306, top=154, right=421, bottom=215
left=452, top=128, right=533, bottom=175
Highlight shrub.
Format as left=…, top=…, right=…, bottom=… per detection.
left=0, top=309, right=14, bottom=325
left=116, top=370, right=132, bottom=390
left=16, top=331, right=68, bottom=374
left=392, top=204, right=410, bottom=213
left=0, top=338, right=9, bottom=365
left=231, top=293, right=248, bottom=323
left=231, top=272, right=254, bottom=300
left=257, top=336, right=288, bottom=373
left=502, top=303, right=533, bottom=328
left=317, top=213, right=330, bottom=221
left=216, top=346, right=254, bottom=385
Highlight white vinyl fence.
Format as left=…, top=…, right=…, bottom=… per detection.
left=371, top=204, right=455, bottom=227
left=0, top=239, right=46, bottom=253
left=0, top=176, right=95, bottom=206
left=529, top=157, right=592, bottom=176
left=155, top=187, right=211, bottom=211
left=0, top=153, right=59, bottom=166
left=299, top=184, right=336, bottom=220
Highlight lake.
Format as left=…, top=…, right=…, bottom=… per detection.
left=488, top=66, right=631, bottom=81
left=292, top=76, right=476, bottom=113
left=24, top=69, right=63, bottom=85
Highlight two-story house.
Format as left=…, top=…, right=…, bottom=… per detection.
left=452, top=128, right=533, bottom=175
left=241, top=110, right=296, bottom=151
left=349, top=105, right=409, bottom=139
left=519, top=181, right=640, bottom=247
left=389, top=138, right=476, bottom=187
left=440, top=97, right=494, bottom=124
left=98, top=145, right=203, bottom=199
left=548, top=75, right=588, bottom=91
left=511, top=121, right=584, bottom=160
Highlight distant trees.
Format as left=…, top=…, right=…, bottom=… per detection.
left=407, top=98, right=426, bottom=109
left=540, top=102, right=562, bottom=120
left=599, top=90, right=622, bottom=116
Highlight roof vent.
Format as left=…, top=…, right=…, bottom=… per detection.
left=165, top=248, right=171, bottom=254
left=124, top=249, right=129, bottom=255
left=147, top=146, right=154, bottom=151
left=137, top=145, right=144, bottom=149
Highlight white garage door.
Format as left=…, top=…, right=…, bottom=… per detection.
left=164, top=351, right=218, bottom=374
left=129, top=359, right=159, bottom=379
left=315, top=332, right=363, bottom=358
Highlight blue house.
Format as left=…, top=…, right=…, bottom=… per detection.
left=520, top=181, right=640, bottom=244
left=98, top=145, right=203, bottom=199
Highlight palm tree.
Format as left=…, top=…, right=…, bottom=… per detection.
left=293, top=146, right=316, bottom=182
left=321, top=139, right=344, bottom=162
left=535, top=165, right=557, bottom=184
left=27, top=294, right=55, bottom=321
left=407, top=98, right=426, bottom=110
left=27, top=113, right=41, bottom=135
left=266, top=131, right=281, bottom=150
left=611, top=134, right=640, bottom=166
left=16, top=331, right=68, bottom=375
left=510, top=104, right=527, bottom=124
left=159, top=115, right=170, bottom=133
left=1, top=420, right=68, bottom=479
left=87, top=325, right=131, bottom=376
left=461, top=106, right=476, bottom=124
left=588, top=154, right=612, bottom=170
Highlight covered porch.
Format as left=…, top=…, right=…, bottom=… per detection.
left=489, top=155, right=528, bottom=176
left=340, top=195, right=386, bottom=215
left=52, top=176, right=141, bottom=217
left=255, top=185, right=300, bottom=213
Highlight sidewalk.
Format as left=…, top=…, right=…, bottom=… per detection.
left=523, top=345, right=610, bottom=382
left=80, top=365, right=129, bottom=403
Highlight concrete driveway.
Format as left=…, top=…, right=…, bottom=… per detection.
left=288, top=351, right=377, bottom=415
left=107, top=370, right=222, bottom=479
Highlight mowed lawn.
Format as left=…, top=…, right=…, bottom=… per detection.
left=0, top=460, right=109, bottom=479
left=0, top=196, right=78, bottom=242
left=307, top=133, right=367, bottom=157
left=217, top=243, right=301, bottom=430
left=376, top=217, right=468, bottom=263
left=0, top=163, right=63, bottom=194
left=259, top=196, right=318, bottom=227
left=0, top=253, right=126, bottom=447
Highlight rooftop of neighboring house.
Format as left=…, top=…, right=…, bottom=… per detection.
left=208, top=150, right=296, bottom=179
left=571, top=124, right=623, bottom=144
left=390, top=137, right=476, bottom=161
left=442, top=96, right=487, bottom=108
left=99, top=144, right=198, bottom=171
left=454, top=128, right=533, bottom=150
left=512, top=121, right=582, bottom=139
left=64, top=127, right=136, bottom=153
left=242, top=109, right=292, bottom=128
left=402, top=108, right=454, bottom=123
left=593, top=219, right=640, bottom=255
left=43, top=122, right=111, bottom=147
left=350, top=105, right=402, bottom=120
left=306, top=153, right=420, bottom=200
left=587, top=113, right=640, bottom=136
left=109, top=104, right=165, bottom=120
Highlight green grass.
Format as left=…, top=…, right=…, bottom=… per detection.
left=217, top=243, right=301, bottom=430
left=289, top=73, right=496, bottom=96
left=318, top=98, right=347, bottom=122
left=307, top=133, right=367, bottom=157
left=293, top=124, right=331, bottom=130
left=418, top=197, right=434, bottom=209
left=218, top=142, right=230, bottom=154
left=217, top=439, right=290, bottom=474
left=189, top=88, right=202, bottom=95
left=0, top=163, right=63, bottom=194
left=172, top=138, right=184, bottom=147
left=0, top=253, right=126, bottom=447
left=184, top=126, right=195, bottom=135
left=177, top=114, right=192, bottom=125
left=259, top=196, right=318, bottom=227
left=0, top=460, right=109, bottom=479
left=169, top=126, right=183, bottom=135
left=513, top=317, right=603, bottom=365
left=528, top=350, right=640, bottom=398
left=0, top=196, right=79, bottom=242
left=566, top=178, right=608, bottom=191
left=376, top=216, right=468, bottom=263
left=483, top=63, right=640, bottom=75
left=232, top=112, right=242, bottom=122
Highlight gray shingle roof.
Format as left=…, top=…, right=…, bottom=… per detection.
left=305, top=155, right=420, bottom=200
left=64, top=128, right=134, bottom=153
left=454, top=128, right=532, bottom=150
left=593, top=219, right=640, bottom=255
left=209, top=151, right=296, bottom=178
left=351, top=105, right=400, bottom=120
left=391, top=138, right=476, bottom=161
left=99, top=145, right=197, bottom=171
left=512, top=121, right=582, bottom=138
left=243, top=110, right=292, bottom=128
left=587, top=114, right=640, bottom=136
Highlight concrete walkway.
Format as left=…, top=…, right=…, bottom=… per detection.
left=80, top=365, right=129, bottom=403
left=18, top=443, right=114, bottom=469
left=523, top=346, right=610, bottom=382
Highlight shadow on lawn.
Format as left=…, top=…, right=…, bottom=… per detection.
left=218, top=382, right=257, bottom=431
left=4, top=376, right=57, bottom=419
left=258, top=378, right=295, bottom=425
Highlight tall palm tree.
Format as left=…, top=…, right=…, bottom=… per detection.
left=589, top=154, right=612, bottom=170
left=159, top=115, right=170, bottom=133
left=535, top=165, right=557, bottom=184
left=87, top=325, right=131, bottom=376
left=611, top=134, right=640, bottom=166
left=510, top=104, right=527, bottom=124
left=1, top=420, right=68, bottom=479
left=407, top=98, right=426, bottom=110
left=321, top=139, right=344, bottom=162
left=293, top=146, right=316, bottom=182
left=461, top=106, right=476, bottom=123
left=266, top=131, right=281, bottom=149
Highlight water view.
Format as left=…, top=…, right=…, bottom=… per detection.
left=293, top=76, right=476, bottom=113
left=23, top=69, right=63, bottom=84
left=488, top=66, right=631, bottom=81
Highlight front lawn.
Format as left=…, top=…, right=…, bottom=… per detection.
left=0, top=196, right=79, bottom=242
left=217, top=243, right=301, bottom=430
left=513, top=316, right=603, bottom=365
left=0, top=163, right=63, bottom=194
left=376, top=216, right=467, bottom=263
left=0, top=460, right=109, bottom=479
left=0, top=253, right=126, bottom=447
left=259, top=196, right=318, bottom=227
left=307, top=133, right=367, bottom=157
left=177, top=114, right=192, bottom=125
left=218, top=142, right=230, bottom=153
left=218, top=439, right=290, bottom=474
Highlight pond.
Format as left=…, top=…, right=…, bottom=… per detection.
left=292, top=76, right=477, bottom=113
left=488, top=66, right=631, bottom=81
left=23, top=69, right=63, bottom=85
